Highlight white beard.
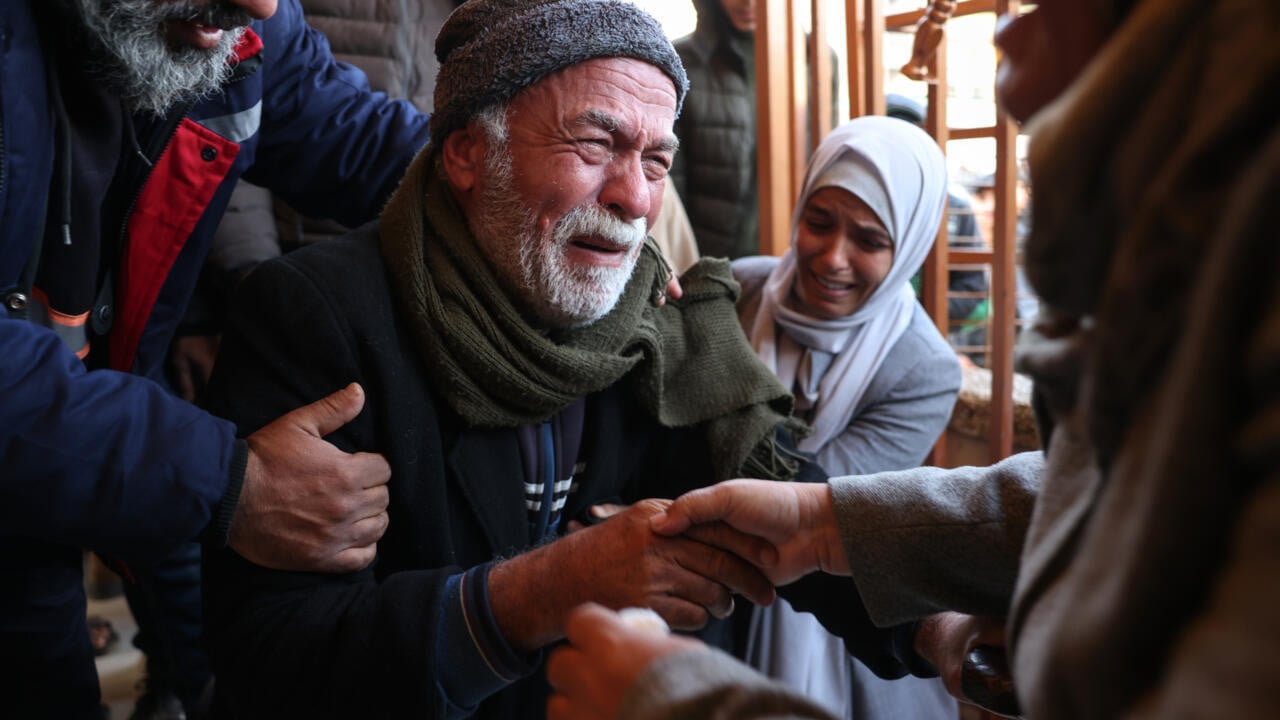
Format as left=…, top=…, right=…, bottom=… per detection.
left=68, top=0, right=248, bottom=116
left=517, top=204, right=646, bottom=328
left=470, top=144, right=647, bottom=329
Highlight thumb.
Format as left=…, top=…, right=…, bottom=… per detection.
left=289, top=382, right=365, bottom=438
left=649, top=494, right=703, bottom=536
left=650, top=485, right=737, bottom=536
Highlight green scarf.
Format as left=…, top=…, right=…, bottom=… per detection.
left=380, top=146, right=806, bottom=481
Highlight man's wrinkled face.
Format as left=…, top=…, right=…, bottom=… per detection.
left=465, top=58, right=678, bottom=329
left=470, top=141, right=650, bottom=330
left=67, top=0, right=276, bottom=115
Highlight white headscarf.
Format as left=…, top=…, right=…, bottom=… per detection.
left=748, top=115, right=948, bottom=451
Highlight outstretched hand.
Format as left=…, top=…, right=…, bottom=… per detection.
left=230, top=383, right=391, bottom=573
left=650, top=479, right=847, bottom=586
left=546, top=603, right=705, bottom=720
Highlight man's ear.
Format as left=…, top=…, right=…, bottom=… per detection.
left=441, top=124, right=486, bottom=193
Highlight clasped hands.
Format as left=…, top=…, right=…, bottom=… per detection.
left=547, top=480, right=1016, bottom=720
left=544, top=481, right=839, bottom=720
left=544, top=481, right=843, bottom=644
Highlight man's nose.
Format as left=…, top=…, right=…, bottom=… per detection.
left=229, top=0, right=277, bottom=20
left=598, top=153, right=651, bottom=223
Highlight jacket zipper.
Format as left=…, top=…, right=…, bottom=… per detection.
left=115, top=100, right=194, bottom=256
left=94, top=104, right=190, bottom=340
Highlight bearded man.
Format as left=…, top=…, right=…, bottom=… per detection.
left=200, top=0, right=818, bottom=717
left=0, top=1, right=433, bottom=716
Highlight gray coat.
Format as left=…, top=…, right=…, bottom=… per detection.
left=734, top=257, right=962, bottom=476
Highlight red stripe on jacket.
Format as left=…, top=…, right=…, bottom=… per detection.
left=109, top=119, right=239, bottom=372
left=107, top=29, right=261, bottom=372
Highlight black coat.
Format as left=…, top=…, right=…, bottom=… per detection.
left=203, top=225, right=716, bottom=718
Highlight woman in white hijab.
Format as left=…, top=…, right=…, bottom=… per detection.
left=732, top=115, right=962, bottom=719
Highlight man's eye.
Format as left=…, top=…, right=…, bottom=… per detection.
left=643, top=162, right=669, bottom=181
left=643, top=155, right=670, bottom=175
left=645, top=152, right=672, bottom=169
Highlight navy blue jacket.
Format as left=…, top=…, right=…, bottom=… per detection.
left=0, top=0, right=430, bottom=557
left=0, top=4, right=428, bottom=714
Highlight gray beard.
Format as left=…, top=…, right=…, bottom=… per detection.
left=516, top=204, right=645, bottom=329
left=67, top=0, right=249, bottom=116
left=470, top=139, right=645, bottom=330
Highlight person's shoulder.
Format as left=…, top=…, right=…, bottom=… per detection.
left=232, top=222, right=395, bottom=333
left=729, top=256, right=777, bottom=323
left=857, top=304, right=960, bottom=407
left=730, top=255, right=779, bottom=286
left=898, top=304, right=955, bottom=352
left=673, top=27, right=713, bottom=64
left=889, top=304, right=961, bottom=377
left=254, top=222, right=387, bottom=295
left=283, top=221, right=382, bottom=265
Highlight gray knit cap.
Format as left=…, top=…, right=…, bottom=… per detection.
left=431, top=0, right=689, bottom=141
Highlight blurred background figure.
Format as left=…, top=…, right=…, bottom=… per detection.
left=671, top=0, right=836, bottom=260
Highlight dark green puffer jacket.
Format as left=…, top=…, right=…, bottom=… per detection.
left=671, top=0, right=760, bottom=260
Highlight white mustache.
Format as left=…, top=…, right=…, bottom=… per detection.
left=554, top=205, right=647, bottom=250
